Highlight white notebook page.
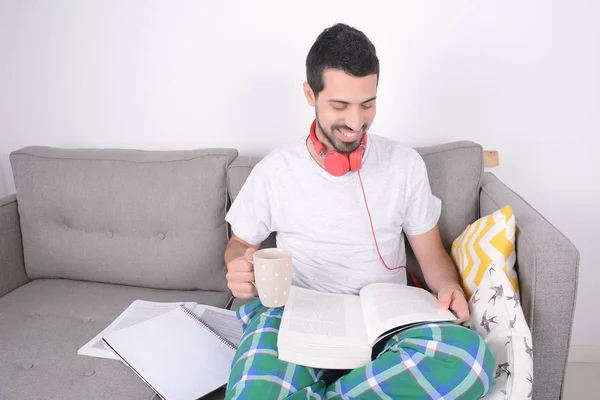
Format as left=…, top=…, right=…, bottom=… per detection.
left=103, top=306, right=235, bottom=400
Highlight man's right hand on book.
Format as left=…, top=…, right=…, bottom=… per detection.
left=226, top=247, right=257, bottom=298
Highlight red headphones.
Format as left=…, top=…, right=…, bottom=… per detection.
left=309, top=119, right=367, bottom=177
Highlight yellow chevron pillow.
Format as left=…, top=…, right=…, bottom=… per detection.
left=451, top=205, right=518, bottom=299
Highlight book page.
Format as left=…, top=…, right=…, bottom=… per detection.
left=287, top=290, right=347, bottom=337
left=359, top=283, right=458, bottom=345
left=78, top=300, right=196, bottom=359
left=277, top=286, right=371, bottom=369
left=280, top=286, right=366, bottom=342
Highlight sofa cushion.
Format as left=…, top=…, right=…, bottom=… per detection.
left=451, top=205, right=518, bottom=299
left=10, top=146, right=238, bottom=291
left=415, top=141, right=483, bottom=248
left=0, top=279, right=231, bottom=400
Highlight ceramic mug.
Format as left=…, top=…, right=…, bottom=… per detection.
left=252, top=248, right=293, bottom=307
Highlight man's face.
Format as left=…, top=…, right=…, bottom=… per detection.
left=304, top=69, right=378, bottom=154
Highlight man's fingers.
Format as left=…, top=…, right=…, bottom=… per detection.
left=229, top=282, right=257, bottom=298
left=232, top=291, right=255, bottom=299
left=226, top=271, right=255, bottom=283
left=243, top=247, right=256, bottom=262
left=458, top=311, right=470, bottom=323
left=437, top=289, right=452, bottom=311
left=226, top=251, right=257, bottom=299
left=454, top=292, right=471, bottom=322
left=229, top=258, right=254, bottom=272
left=229, top=281, right=255, bottom=294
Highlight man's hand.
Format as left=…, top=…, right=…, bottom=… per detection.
left=226, top=247, right=257, bottom=298
left=407, top=225, right=470, bottom=323
left=437, top=285, right=470, bottom=323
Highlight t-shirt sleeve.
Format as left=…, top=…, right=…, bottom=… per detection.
left=225, top=161, right=274, bottom=246
left=402, top=154, right=442, bottom=236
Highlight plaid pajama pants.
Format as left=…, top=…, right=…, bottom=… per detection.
left=226, top=300, right=494, bottom=400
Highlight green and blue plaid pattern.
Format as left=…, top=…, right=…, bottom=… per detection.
left=226, top=300, right=494, bottom=400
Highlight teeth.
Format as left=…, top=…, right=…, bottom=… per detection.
left=338, top=129, right=356, bottom=138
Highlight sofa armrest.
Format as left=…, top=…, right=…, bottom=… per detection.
left=480, top=172, right=579, bottom=400
left=0, top=194, right=29, bottom=298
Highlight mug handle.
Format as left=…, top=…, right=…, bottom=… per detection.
left=247, top=259, right=258, bottom=289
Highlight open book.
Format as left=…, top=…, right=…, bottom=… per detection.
left=78, top=300, right=242, bottom=360
left=103, top=305, right=238, bottom=400
left=278, top=283, right=459, bottom=369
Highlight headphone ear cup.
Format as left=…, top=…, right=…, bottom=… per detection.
left=324, top=151, right=350, bottom=177
left=349, top=146, right=364, bottom=171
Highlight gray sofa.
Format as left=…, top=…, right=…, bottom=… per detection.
left=0, top=141, right=578, bottom=400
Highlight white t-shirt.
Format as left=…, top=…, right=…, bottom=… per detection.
left=225, top=133, right=441, bottom=295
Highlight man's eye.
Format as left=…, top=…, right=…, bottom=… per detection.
left=333, top=105, right=347, bottom=111
left=361, top=103, right=374, bottom=110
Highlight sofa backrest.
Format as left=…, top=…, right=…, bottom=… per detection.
left=10, top=146, right=237, bottom=291
left=227, top=141, right=484, bottom=285
left=9, top=140, right=483, bottom=292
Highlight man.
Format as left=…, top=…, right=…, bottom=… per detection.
left=224, top=23, right=494, bottom=399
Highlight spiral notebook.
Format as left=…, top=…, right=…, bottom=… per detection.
left=103, top=305, right=237, bottom=400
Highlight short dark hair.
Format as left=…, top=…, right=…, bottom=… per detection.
left=306, top=23, right=379, bottom=97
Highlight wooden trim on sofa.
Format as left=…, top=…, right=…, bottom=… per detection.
left=484, top=150, right=499, bottom=167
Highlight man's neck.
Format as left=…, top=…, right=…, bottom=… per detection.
left=305, top=135, right=327, bottom=171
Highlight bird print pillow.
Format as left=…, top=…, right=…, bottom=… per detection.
left=463, top=266, right=534, bottom=399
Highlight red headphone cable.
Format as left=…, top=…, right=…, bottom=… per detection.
left=357, top=170, right=423, bottom=288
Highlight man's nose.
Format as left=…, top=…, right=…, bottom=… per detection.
left=345, top=109, right=363, bottom=132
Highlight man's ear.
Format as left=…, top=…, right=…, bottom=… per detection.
left=303, top=82, right=316, bottom=107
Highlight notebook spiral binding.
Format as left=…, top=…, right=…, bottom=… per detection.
left=179, top=305, right=238, bottom=351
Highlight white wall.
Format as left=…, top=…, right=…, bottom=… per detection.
left=1, top=1, right=598, bottom=347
